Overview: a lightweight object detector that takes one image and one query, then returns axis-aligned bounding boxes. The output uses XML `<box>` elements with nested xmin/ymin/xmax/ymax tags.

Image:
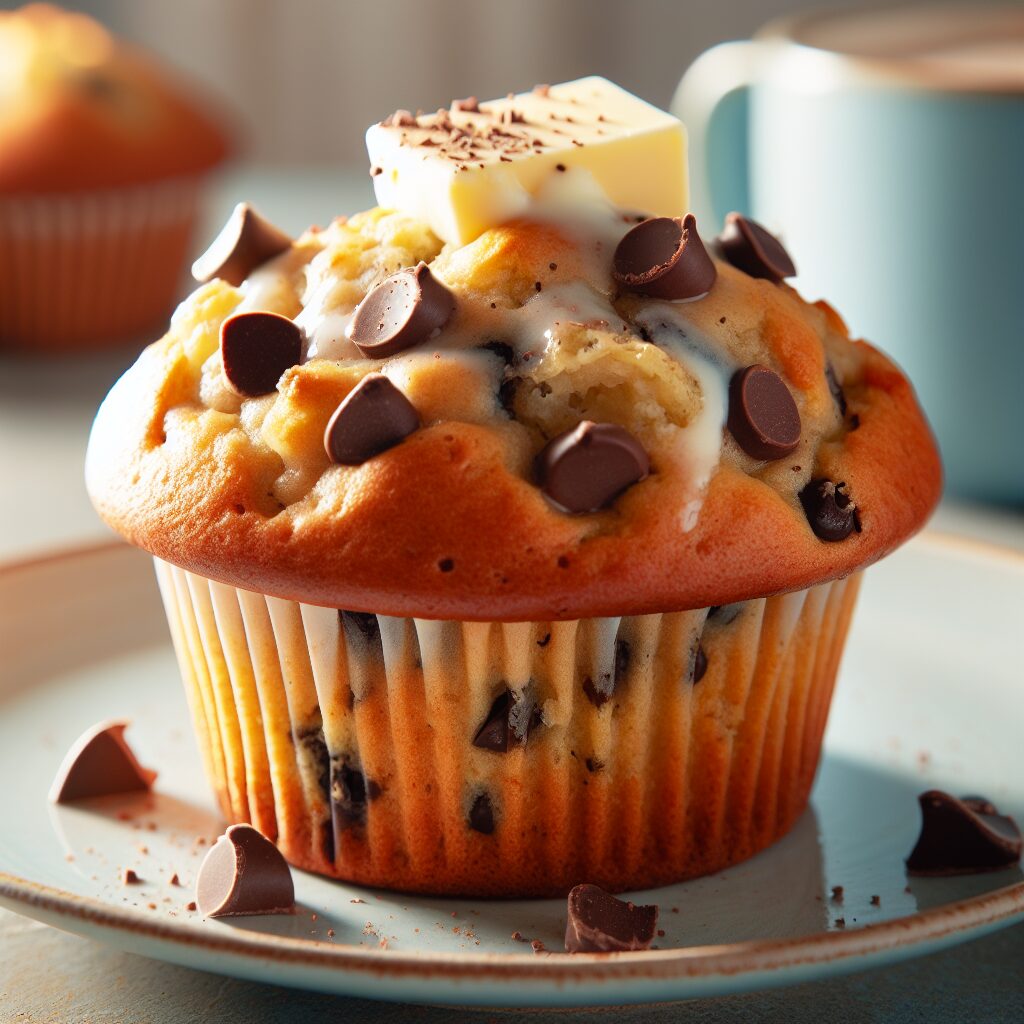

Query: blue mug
<box><xmin>674</xmin><ymin>6</ymin><xmax>1024</xmax><ymax>505</ymax></box>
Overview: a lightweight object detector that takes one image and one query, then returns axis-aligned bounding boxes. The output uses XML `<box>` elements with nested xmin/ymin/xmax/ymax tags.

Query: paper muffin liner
<box><xmin>154</xmin><ymin>558</ymin><xmax>862</xmax><ymax>897</ymax></box>
<box><xmin>0</xmin><ymin>177</ymin><xmax>203</xmax><ymax>352</ymax></box>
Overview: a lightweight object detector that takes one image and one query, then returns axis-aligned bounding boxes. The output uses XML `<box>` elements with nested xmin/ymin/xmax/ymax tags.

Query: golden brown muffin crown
<box><xmin>86</xmin><ymin>205</ymin><xmax>941</xmax><ymax>620</ymax></box>
<box><xmin>0</xmin><ymin>3</ymin><xmax>230</xmax><ymax>192</ymax></box>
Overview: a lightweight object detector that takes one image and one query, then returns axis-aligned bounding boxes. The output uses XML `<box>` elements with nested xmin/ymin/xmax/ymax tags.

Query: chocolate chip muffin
<box><xmin>86</xmin><ymin>84</ymin><xmax>940</xmax><ymax>897</ymax></box>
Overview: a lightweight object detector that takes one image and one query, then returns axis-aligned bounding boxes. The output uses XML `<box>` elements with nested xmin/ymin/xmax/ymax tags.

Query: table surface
<box><xmin>1</xmin><ymin>166</ymin><xmax>1022</xmax><ymax>1022</ymax></box>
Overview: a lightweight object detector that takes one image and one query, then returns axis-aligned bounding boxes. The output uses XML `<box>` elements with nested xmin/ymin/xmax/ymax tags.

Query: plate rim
<box><xmin>1</xmin><ymin>535</ymin><xmax>1022</xmax><ymax>990</ymax></box>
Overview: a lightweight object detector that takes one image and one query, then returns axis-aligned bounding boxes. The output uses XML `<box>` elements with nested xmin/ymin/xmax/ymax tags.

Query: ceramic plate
<box><xmin>0</xmin><ymin>537</ymin><xmax>1021</xmax><ymax>1008</ymax></box>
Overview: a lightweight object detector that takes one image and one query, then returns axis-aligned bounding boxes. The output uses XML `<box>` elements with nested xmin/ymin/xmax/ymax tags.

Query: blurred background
<box><xmin>28</xmin><ymin>0</ymin><xmax>887</xmax><ymax>166</ymax></box>
<box><xmin>0</xmin><ymin>0</ymin><xmax>1022</xmax><ymax>564</ymax></box>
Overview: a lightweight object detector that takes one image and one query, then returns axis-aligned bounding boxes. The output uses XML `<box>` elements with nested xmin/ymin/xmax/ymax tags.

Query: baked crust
<box><xmin>86</xmin><ymin>210</ymin><xmax>941</xmax><ymax>620</ymax></box>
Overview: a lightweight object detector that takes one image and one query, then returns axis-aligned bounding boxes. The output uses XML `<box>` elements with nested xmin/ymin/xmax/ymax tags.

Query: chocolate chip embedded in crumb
<box><xmin>323</xmin><ymin>373</ymin><xmax>420</xmax><ymax>465</ymax></box>
<box><xmin>799</xmin><ymin>479</ymin><xmax>861</xmax><ymax>542</ymax></box>
<box><xmin>473</xmin><ymin>690</ymin><xmax>540</xmax><ymax>752</ymax></box>
<box><xmin>220</xmin><ymin>311</ymin><xmax>302</xmax><ymax>397</ymax></box>
<box><xmin>906</xmin><ymin>790</ymin><xmax>1022</xmax><ymax>876</ymax></box>
<box><xmin>191</xmin><ymin>203</ymin><xmax>293</xmax><ymax>287</ymax></box>
<box><xmin>535</xmin><ymin>421</ymin><xmax>649</xmax><ymax>514</ymax></box>
<box><xmin>468</xmin><ymin>793</ymin><xmax>495</xmax><ymax>834</ymax></box>
<box><xmin>728</xmin><ymin>364</ymin><xmax>802</xmax><ymax>461</ymax></box>
<box><xmin>347</xmin><ymin>263</ymin><xmax>456</xmax><ymax>358</ymax></box>
<box><xmin>332</xmin><ymin>758</ymin><xmax>381</xmax><ymax>828</ymax></box>
<box><xmin>50</xmin><ymin>721</ymin><xmax>157</xmax><ymax>803</ymax></box>
<box><xmin>692</xmin><ymin>644</ymin><xmax>708</xmax><ymax>684</ymax></box>
<box><xmin>195</xmin><ymin>824</ymin><xmax>295</xmax><ymax>918</ymax></box>
<box><xmin>612</xmin><ymin>214</ymin><xmax>717</xmax><ymax>301</ymax></box>
<box><xmin>825</xmin><ymin>364</ymin><xmax>847</xmax><ymax>416</ymax></box>
<box><xmin>565</xmin><ymin>883</ymin><xmax>659</xmax><ymax>953</ymax></box>
<box><xmin>718</xmin><ymin>212</ymin><xmax>796</xmax><ymax>282</ymax></box>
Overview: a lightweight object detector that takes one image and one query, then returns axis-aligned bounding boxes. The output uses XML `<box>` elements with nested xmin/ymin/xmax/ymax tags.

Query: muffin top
<box><xmin>0</xmin><ymin>4</ymin><xmax>230</xmax><ymax>193</ymax></box>
<box><xmin>86</xmin><ymin>85</ymin><xmax>940</xmax><ymax>621</ymax></box>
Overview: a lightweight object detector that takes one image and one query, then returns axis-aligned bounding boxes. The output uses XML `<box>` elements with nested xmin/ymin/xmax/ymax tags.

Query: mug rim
<box><xmin>757</xmin><ymin>3</ymin><xmax>1024</xmax><ymax>95</ymax></box>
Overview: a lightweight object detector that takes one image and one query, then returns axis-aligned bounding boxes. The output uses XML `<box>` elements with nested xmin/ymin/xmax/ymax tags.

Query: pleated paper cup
<box><xmin>0</xmin><ymin>176</ymin><xmax>203</xmax><ymax>352</ymax></box>
<box><xmin>154</xmin><ymin>557</ymin><xmax>861</xmax><ymax>897</ymax></box>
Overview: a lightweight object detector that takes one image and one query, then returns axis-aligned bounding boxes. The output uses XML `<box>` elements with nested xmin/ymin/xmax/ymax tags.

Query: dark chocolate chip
<box><xmin>220</xmin><ymin>311</ymin><xmax>302</xmax><ymax>397</ymax></box>
<box><xmin>473</xmin><ymin>689</ymin><xmax>540</xmax><ymax>751</ymax></box>
<box><xmin>825</xmin><ymin>364</ymin><xmax>847</xmax><ymax>416</ymax></box>
<box><xmin>692</xmin><ymin>644</ymin><xmax>708</xmax><ymax>684</ymax></box>
<box><xmin>718</xmin><ymin>212</ymin><xmax>796</xmax><ymax>282</ymax></box>
<box><xmin>799</xmin><ymin>479</ymin><xmax>861</xmax><ymax>542</ymax></box>
<box><xmin>537</xmin><ymin>633</ymin><xmax>551</xmax><ymax>648</ymax></box>
<box><xmin>195</xmin><ymin>824</ymin><xmax>295</xmax><ymax>918</ymax></box>
<box><xmin>481</xmin><ymin>340</ymin><xmax>516</xmax><ymax>366</ymax></box>
<box><xmin>564</xmin><ymin>883</ymin><xmax>659</xmax><ymax>953</ymax></box>
<box><xmin>582</xmin><ymin>676</ymin><xmax>609</xmax><ymax>709</ymax></box>
<box><xmin>468</xmin><ymin>793</ymin><xmax>495</xmax><ymax>834</ymax></box>
<box><xmin>585</xmin><ymin>757</ymin><xmax>604</xmax><ymax>773</ymax></box>
<box><xmin>614</xmin><ymin>639</ymin><xmax>631</xmax><ymax>688</ymax></box>
<box><xmin>473</xmin><ymin>692</ymin><xmax>511</xmax><ymax>751</ymax></box>
<box><xmin>906</xmin><ymin>790</ymin><xmax>1022</xmax><ymax>876</ymax></box>
<box><xmin>535</xmin><ymin>421</ymin><xmax>649</xmax><ymax>514</ymax></box>
<box><xmin>709</xmin><ymin>603</ymin><xmax>744</xmax><ymax>626</ymax></box>
<box><xmin>191</xmin><ymin>203</ymin><xmax>293</xmax><ymax>287</ymax></box>
<box><xmin>299</xmin><ymin>728</ymin><xmax>331</xmax><ymax>807</ymax></box>
<box><xmin>331</xmin><ymin>757</ymin><xmax>381</xmax><ymax>828</ymax></box>
<box><xmin>323</xmin><ymin>373</ymin><xmax>420</xmax><ymax>465</ymax></box>
<box><xmin>728</xmin><ymin>364</ymin><xmax>801</xmax><ymax>461</ymax></box>
<box><xmin>50</xmin><ymin>721</ymin><xmax>157</xmax><ymax>803</ymax></box>
<box><xmin>346</xmin><ymin>262</ymin><xmax>455</xmax><ymax>358</ymax></box>
<box><xmin>612</xmin><ymin>214</ymin><xmax>716</xmax><ymax>300</ymax></box>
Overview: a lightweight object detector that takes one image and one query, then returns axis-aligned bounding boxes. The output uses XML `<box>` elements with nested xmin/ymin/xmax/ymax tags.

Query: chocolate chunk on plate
<box><xmin>718</xmin><ymin>212</ymin><xmax>796</xmax><ymax>282</ymax></box>
<box><xmin>565</xmin><ymin>883</ymin><xmax>659</xmax><ymax>953</ymax></box>
<box><xmin>196</xmin><ymin>824</ymin><xmax>295</xmax><ymax>918</ymax></box>
<box><xmin>347</xmin><ymin>262</ymin><xmax>456</xmax><ymax>358</ymax></box>
<box><xmin>50</xmin><ymin>720</ymin><xmax>156</xmax><ymax>803</ymax></box>
<box><xmin>535</xmin><ymin>421</ymin><xmax>649</xmax><ymax>514</ymax></box>
<box><xmin>191</xmin><ymin>203</ymin><xmax>293</xmax><ymax>287</ymax></box>
<box><xmin>324</xmin><ymin>373</ymin><xmax>420</xmax><ymax>465</ymax></box>
<box><xmin>220</xmin><ymin>311</ymin><xmax>302</xmax><ymax>397</ymax></box>
<box><xmin>613</xmin><ymin>214</ymin><xmax>716</xmax><ymax>301</ymax></box>
<box><xmin>906</xmin><ymin>790</ymin><xmax>1022</xmax><ymax>876</ymax></box>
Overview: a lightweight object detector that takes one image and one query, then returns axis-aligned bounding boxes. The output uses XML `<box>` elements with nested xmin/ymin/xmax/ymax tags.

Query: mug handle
<box><xmin>671</xmin><ymin>41</ymin><xmax>766</xmax><ymax>230</ymax></box>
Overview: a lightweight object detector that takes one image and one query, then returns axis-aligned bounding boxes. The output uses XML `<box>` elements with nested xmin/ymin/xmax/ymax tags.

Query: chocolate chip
<box><xmin>614</xmin><ymin>639</ymin><xmax>631</xmax><ymax>688</ymax></box>
<box><xmin>585</xmin><ymin>757</ymin><xmax>604</xmax><ymax>773</ymax></box>
<box><xmin>564</xmin><ymin>883</ymin><xmax>659</xmax><ymax>953</ymax></box>
<box><xmin>220</xmin><ymin>311</ymin><xmax>302</xmax><ymax>397</ymax></box>
<box><xmin>535</xmin><ymin>421</ymin><xmax>649</xmax><ymax>514</ymax></box>
<box><xmin>582</xmin><ymin>676</ymin><xmax>609</xmax><ymax>709</ymax></box>
<box><xmin>50</xmin><ymin>721</ymin><xmax>156</xmax><ymax>803</ymax></box>
<box><xmin>331</xmin><ymin>757</ymin><xmax>381</xmax><ymax>828</ymax></box>
<box><xmin>339</xmin><ymin>610</ymin><xmax>381</xmax><ymax>646</ymax></box>
<box><xmin>718</xmin><ymin>212</ymin><xmax>796</xmax><ymax>282</ymax></box>
<box><xmin>709</xmin><ymin>603</ymin><xmax>744</xmax><ymax>625</ymax></box>
<box><xmin>799</xmin><ymin>479</ymin><xmax>861</xmax><ymax>541</ymax></box>
<box><xmin>191</xmin><ymin>203</ymin><xmax>293</xmax><ymax>287</ymax></box>
<box><xmin>825</xmin><ymin>364</ymin><xmax>847</xmax><ymax>416</ymax></box>
<box><xmin>346</xmin><ymin>263</ymin><xmax>455</xmax><ymax>358</ymax></box>
<box><xmin>728</xmin><ymin>365</ymin><xmax>801</xmax><ymax>461</ymax></box>
<box><xmin>195</xmin><ymin>824</ymin><xmax>294</xmax><ymax>918</ymax></box>
<box><xmin>481</xmin><ymin>340</ymin><xmax>516</xmax><ymax>366</ymax></box>
<box><xmin>473</xmin><ymin>690</ymin><xmax>539</xmax><ymax>751</ymax></box>
<box><xmin>323</xmin><ymin>373</ymin><xmax>419</xmax><ymax>465</ymax></box>
<box><xmin>692</xmin><ymin>644</ymin><xmax>708</xmax><ymax>684</ymax></box>
<box><xmin>612</xmin><ymin>214</ymin><xmax>716</xmax><ymax>300</ymax></box>
<box><xmin>468</xmin><ymin>793</ymin><xmax>494</xmax><ymax>834</ymax></box>
<box><xmin>906</xmin><ymin>790</ymin><xmax>1022</xmax><ymax>876</ymax></box>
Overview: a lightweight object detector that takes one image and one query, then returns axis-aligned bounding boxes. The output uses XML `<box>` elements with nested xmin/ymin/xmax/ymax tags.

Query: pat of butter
<box><xmin>366</xmin><ymin>77</ymin><xmax>688</xmax><ymax>245</ymax></box>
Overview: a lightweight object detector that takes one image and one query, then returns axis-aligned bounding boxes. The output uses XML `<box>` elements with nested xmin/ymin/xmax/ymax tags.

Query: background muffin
<box><xmin>0</xmin><ymin>3</ymin><xmax>231</xmax><ymax>352</ymax></box>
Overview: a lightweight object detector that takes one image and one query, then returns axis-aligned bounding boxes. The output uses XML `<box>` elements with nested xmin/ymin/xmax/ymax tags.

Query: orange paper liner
<box><xmin>154</xmin><ymin>558</ymin><xmax>861</xmax><ymax>897</ymax></box>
